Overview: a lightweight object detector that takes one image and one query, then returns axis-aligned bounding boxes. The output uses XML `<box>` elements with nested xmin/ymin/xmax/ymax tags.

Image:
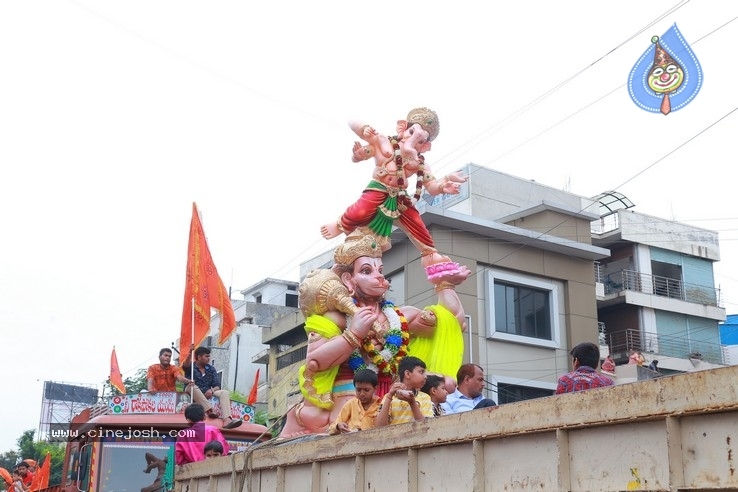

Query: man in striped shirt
<box><xmin>375</xmin><ymin>357</ymin><xmax>434</xmax><ymax>426</ymax></box>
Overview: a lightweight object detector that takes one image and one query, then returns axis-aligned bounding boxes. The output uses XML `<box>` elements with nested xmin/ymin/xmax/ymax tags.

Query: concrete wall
<box><xmin>175</xmin><ymin>366</ymin><xmax>738</xmax><ymax>492</ymax></box>
<box><xmin>618</xmin><ymin>210</ymin><xmax>720</xmax><ymax>261</ymax></box>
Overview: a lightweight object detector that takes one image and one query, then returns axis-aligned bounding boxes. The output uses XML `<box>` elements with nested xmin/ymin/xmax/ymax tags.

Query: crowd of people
<box><xmin>326</xmin><ymin>340</ymin><xmax>623</xmax><ymax>434</ymax></box>
<box><xmin>325</xmin><ymin>357</ymin><xmax>498</xmax><ymax>433</ymax></box>
<box><xmin>175</xmin><ymin>403</ymin><xmax>230</xmax><ymax>465</ymax></box>
<box><xmin>146</xmin><ymin>347</ymin><xmax>243</xmax><ymax>429</ymax></box>
<box><xmin>158</xmin><ymin>336</ymin><xmax>624</xmax><ymax>462</ymax></box>
<box><xmin>143</xmin><ymin>346</ymin><xmax>245</xmax><ymax>467</ymax></box>
<box><xmin>4</xmin><ymin>460</ymin><xmax>36</xmax><ymax>492</ymax></box>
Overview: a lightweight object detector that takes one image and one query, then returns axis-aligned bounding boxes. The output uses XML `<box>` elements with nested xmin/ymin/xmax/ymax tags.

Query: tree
<box><xmin>103</xmin><ymin>367</ymin><xmax>148</xmax><ymax>395</ymax></box>
<box><xmin>0</xmin><ymin>430</ymin><xmax>65</xmax><ymax>489</ymax></box>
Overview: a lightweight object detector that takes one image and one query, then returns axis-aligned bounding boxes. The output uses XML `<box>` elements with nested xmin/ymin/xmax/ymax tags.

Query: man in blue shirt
<box><xmin>184</xmin><ymin>346</ymin><xmax>242</xmax><ymax>429</ymax></box>
<box><xmin>442</xmin><ymin>363</ymin><xmax>496</xmax><ymax>414</ymax></box>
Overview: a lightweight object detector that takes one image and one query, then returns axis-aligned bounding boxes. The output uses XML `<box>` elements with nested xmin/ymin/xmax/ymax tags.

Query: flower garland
<box><xmin>390</xmin><ymin>136</ymin><xmax>426</xmax><ymax>203</ymax></box>
<box><xmin>347</xmin><ymin>301</ymin><xmax>410</xmax><ymax>377</ymax></box>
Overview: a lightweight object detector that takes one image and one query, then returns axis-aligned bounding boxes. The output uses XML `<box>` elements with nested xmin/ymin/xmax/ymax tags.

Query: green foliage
<box><xmin>254</xmin><ymin>410</ymin><xmax>268</xmax><ymax>426</ymax></box>
<box><xmin>0</xmin><ymin>430</ymin><xmax>65</xmax><ymax>489</ymax></box>
<box><xmin>229</xmin><ymin>390</ymin><xmax>247</xmax><ymax>403</ymax></box>
<box><xmin>104</xmin><ymin>367</ymin><xmax>148</xmax><ymax>395</ymax></box>
<box><xmin>124</xmin><ymin>368</ymin><xmax>149</xmax><ymax>393</ymax></box>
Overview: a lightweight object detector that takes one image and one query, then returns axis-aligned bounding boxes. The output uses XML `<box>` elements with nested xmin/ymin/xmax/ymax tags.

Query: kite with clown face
<box><xmin>647</xmin><ymin>36</ymin><xmax>685</xmax><ymax>115</ymax></box>
<box><xmin>628</xmin><ymin>23</ymin><xmax>702</xmax><ymax>115</ymax></box>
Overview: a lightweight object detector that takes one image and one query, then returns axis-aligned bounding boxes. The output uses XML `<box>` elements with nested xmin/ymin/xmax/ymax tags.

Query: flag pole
<box><xmin>189</xmin><ymin>204</ymin><xmax>200</xmax><ymax>403</ymax></box>
<box><xmin>190</xmin><ymin>295</ymin><xmax>195</xmax><ymax>401</ymax></box>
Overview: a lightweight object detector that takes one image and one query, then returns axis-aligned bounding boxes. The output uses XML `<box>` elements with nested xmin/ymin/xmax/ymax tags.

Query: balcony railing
<box><xmin>601</xmin><ymin>269</ymin><xmax>722</xmax><ymax>307</ymax></box>
<box><xmin>594</xmin><ymin>262</ymin><xmax>604</xmax><ymax>284</ymax></box>
<box><xmin>591</xmin><ymin>213</ymin><xmax>620</xmax><ymax>234</ymax></box>
<box><xmin>606</xmin><ymin>328</ymin><xmax>725</xmax><ymax>365</ymax></box>
<box><xmin>251</xmin><ymin>348</ymin><xmax>270</xmax><ymax>364</ymax></box>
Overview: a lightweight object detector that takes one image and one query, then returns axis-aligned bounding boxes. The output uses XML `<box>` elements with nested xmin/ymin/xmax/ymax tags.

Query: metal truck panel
<box><xmin>175</xmin><ymin>365</ymin><xmax>738</xmax><ymax>491</ymax></box>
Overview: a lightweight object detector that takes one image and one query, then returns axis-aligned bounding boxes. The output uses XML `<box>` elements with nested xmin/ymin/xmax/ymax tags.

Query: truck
<box><xmin>174</xmin><ymin>364</ymin><xmax>738</xmax><ymax>491</ymax></box>
<box><xmin>43</xmin><ymin>391</ymin><xmax>269</xmax><ymax>492</ymax></box>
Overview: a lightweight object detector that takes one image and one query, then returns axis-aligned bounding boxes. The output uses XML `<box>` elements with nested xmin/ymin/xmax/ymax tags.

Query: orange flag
<box><xmin>180</xmin><ymin>203</ymin><xmax>236</xmax><ymax>358</ymax></box>
<box><xmin>247</xmin><ymin>368</ymin><xmax>260</xmax><ymax>405</ymax></box>
<box><xmin>0</xmin><ymin>467</ymin><xmax>13</xmax><ymax>489</ymax></box>
<box><xmin>110</xmin><ymin>347</ymin><xmax>126</xmax><ymax>394</ymax></box>
<box><xmin>30</xmin><ymin>452</ymin><xmax>50</xmax><ymax>491</ymax></box>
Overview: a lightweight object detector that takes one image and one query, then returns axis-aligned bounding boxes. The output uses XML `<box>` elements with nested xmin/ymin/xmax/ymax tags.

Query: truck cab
<box><xmin>51</xmin><ymin>392</ymin><xmax>269</xmax><ymax>492</ymax></box>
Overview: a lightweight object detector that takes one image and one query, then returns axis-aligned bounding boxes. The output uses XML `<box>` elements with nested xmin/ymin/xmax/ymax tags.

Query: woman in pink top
<box><xmin>601</xmin><ymin>355</ymin><xmax>616</xmax><ymax>373</ymax></box>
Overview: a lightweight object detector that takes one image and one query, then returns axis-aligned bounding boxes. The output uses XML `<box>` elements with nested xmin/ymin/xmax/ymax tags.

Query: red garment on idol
<box><xmin>338</xmin><ymin>189</ymin><xmax>435</xmax><ymax>249</ymax></box>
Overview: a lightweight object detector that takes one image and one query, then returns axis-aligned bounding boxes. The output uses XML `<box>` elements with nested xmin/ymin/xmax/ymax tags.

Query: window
<box><xmin>494</xmin><ymin>283</ymin><xmax>551</xmax><ymax>339</ymax></box>
<box><xmin>497</xmin><ymin>383</ymin><xmax>554</xmax><ymax>404</ymax></box>
<box><xmin>651</xmin><ymin>260</ymin><xmax>683</xmax><ymax>299</ymax></box>
<box><xmin>285</xmin><ymin>292</ymin><xmax>298</xmax><ymax>308</ymax></box>
<box><xmin>486</xmin><ymin>269</ymin><xmax>561</xmax><ymax>348</ymax></box>
<box><xmin>491</xmin><ymin>375</ymin><xmax>557</xmax><ymax>405</ymax></box>
<box><xmin>97</xmin><ymin>439</ymin><xmax>174</xmax><ymax>491</ymax></box>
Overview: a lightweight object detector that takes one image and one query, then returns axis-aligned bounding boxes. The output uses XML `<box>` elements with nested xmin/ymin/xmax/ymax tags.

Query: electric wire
<box><xmin>87</xmin><ymin>2</ymin><xmax>738</xmax><ymax>412</ymax></box>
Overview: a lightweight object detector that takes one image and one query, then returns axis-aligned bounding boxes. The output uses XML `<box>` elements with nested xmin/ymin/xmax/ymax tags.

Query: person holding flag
<box><xmin>28</xmin><ymin>454</ymin><xmax>50</xmax><ymax>492</ymax></box>
<box><xmin>14</xmin><ymin>462</ymin><xmax>33</xmax><ymax>491</ymax></box>
<box><xmin>178</xmin><ymin>203</ymin><xmax>241</xmax><ymax>427</ymax></box>
<box><xmin>182</xmin><ymin>346</ymin><xmax>242</xmax><ymax>429</ymax></box>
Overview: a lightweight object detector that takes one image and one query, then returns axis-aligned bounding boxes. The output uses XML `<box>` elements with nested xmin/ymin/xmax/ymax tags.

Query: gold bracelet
<box><xmin>342</xmin><ymin>330</ymin><xmax>362</xmax><ymax>349</ymax></box>
<box><xmin>435</xmin><ymin>281</ymin><xmax>456</xmax><ymax>293</ymax></box>
<box><xmin>347</xmin><ymin>329</ymin><xmax>363</xmax><ymax>347</ymax></box>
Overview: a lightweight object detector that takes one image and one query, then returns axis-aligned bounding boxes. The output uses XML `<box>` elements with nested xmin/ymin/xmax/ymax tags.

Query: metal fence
<box><xmin>603</xmin><ymin>269</ymin><xmax>722</xmax><ymax>307</ymax></box>
<box><xmin>606</xmin><ymin>328</ymin><xmax>724</xmax><ymax>365</ymax></box>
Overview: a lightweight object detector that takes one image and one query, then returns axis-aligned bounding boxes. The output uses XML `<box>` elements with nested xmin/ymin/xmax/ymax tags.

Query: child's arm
<box><xmin>374</xmin><ymin>393</ymin><xmax>393</xmax><ymax>427</ymax></box>
<box><xmin>403</xmin><ymin>393</ymin><xmax>426</xmax><ymax>421</ymax></box>
<box><xmin>328</xmin><ymin>400</ymin><xmax>354</xmax><ymax>434</ymax></box>
<box><xmin>375</xmin><ymin>383</ymin><xmax>402</xmax><ymax>426</ymax></box>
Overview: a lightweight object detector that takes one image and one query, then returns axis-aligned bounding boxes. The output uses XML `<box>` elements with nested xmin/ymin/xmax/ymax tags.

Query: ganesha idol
<box><xmin>279</xmin><ymin>231</ymin><xmax>470</xmax><ymax>438</ymax></box>
<box><xmin>320</xmin><ymin>107</ymin><xmax>468</xmax><ymax>282</ymax></box>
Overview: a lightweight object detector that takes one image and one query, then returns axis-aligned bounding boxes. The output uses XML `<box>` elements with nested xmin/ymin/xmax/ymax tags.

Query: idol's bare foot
<box><xmin>320</xmin><ymin>222</ymin><xmax>342</xmax><ymax>239</ymax></box>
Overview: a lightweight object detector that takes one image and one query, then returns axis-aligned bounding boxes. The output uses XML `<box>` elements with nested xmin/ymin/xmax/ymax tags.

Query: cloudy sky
<box><xmin>1</xmin><ymin>0</ymin><xmax>737</xmax><ymax>451</ymax></box>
